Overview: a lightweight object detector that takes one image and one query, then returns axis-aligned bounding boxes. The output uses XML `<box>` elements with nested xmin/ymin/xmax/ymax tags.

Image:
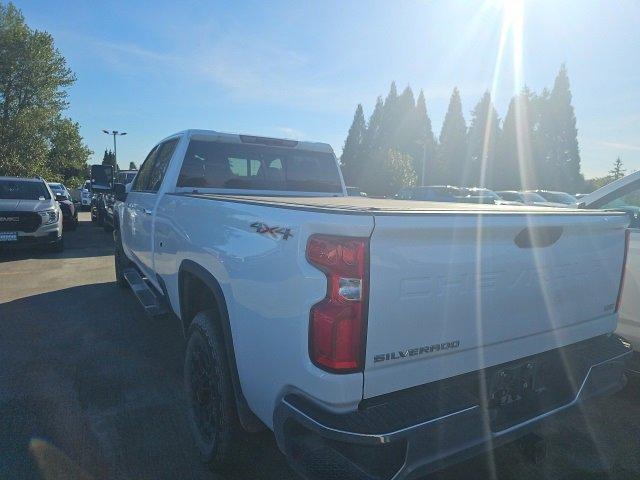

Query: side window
<box><xmin>132</xmin><ymin>146</ymin><xmax>159</xmax><ymax>192</ymax></box>
<box><xmin>147</xmin><ymin>138</ymin><xmax>179</xmax><ymax>193</ymax></box>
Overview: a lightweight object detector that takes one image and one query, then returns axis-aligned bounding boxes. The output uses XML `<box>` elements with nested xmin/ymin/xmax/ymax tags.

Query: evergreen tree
<box><xmin>413</xmin><ymin>90</ymin><xmax>436</xmax><ymax>185</ymax></box>
<box><xmin>465</xmin><ymin>92</ymin><xmax>500</xmax><ymax>187</ymax></box>
<box><xmin>129</xmin><ymin>161</ymin><xmax>137</xmax><ymax>170</ymax></box>
<box><xmin>102</xmin><ymin>149</ymin><xmax>118</xmax><ymax>172</ymax></box>
<box><xmin>363</xmin><ymin>96</ymin><xmax>384</xmax><ymax>156</ymax></box>
<box><xmin>340</xmin><ymin>104</ymin><xmax>367</xmax><ymax>186</ymax></box>
<box><xmin>531</xmin><ymin>87</ymin><xmax>552</xmax><ymax>188</ymax></box>
<box><xmin>609</xmin><ymin>157</ymin><xmax>625</xmax><ymax>180</ymax></box>
<box><xmin>436</xmin><ymin>87</ymin><xmax>467</xmax><ymax>184</ymax></box>
<box><xmin>545</xmin><ymin>64</ymin><xmax>582</xmax><ymax>191</ymax></box>
<box><xmin>359</xmin><ymin>97</ymin><xmax>385</xmax><ymax>193</ymax></box>
<box><xmin>495</xmin><ymin>88</ymin><xmax>536</xmax><ymax>190</ymax></box>
<box><xmin>395</xmin><ymin>85</ymin><xmax>416</xmax><ymax>151</ymax></box>
<box><xmin>361</xmin><ymin>148</ymin><xmax>416</xmax><ymax>196</ymax></box>
<box><xmin>378</xmin><ymin>82</ymin><xmax>401</xmax><ymax>152</ymax></box>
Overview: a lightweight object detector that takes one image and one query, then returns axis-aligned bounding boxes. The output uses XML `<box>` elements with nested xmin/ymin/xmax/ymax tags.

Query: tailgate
<box><xmin>364</xmin><ymin>212</ymin><xmax>628</xmax><ymax>398</ymax></box>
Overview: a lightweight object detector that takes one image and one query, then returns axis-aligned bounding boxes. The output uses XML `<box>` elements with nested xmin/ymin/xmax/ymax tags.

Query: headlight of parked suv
<box><xmin>39</xmin><ymin>208</ymin><xmax>59</xmax><ymax>225</ymax></box>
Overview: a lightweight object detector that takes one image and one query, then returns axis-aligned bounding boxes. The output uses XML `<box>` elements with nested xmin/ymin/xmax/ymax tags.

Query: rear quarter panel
<box><xmin>153</xmin><ymin>194</ymin><xmax>373</xmax><ymax>427</ymax></box>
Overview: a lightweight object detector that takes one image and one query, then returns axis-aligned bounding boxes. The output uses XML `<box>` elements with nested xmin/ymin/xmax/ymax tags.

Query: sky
<box><xmin>13</xmin><ymin>0</ymin><xmax>640</xmax><ymax>179</ymax></box>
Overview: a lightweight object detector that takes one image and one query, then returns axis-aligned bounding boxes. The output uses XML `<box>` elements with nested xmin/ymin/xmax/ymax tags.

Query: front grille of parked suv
<box><xmin>0</xmin><ymin>212</ymin><xmax>42</xmax><ymax>233</ymax></box>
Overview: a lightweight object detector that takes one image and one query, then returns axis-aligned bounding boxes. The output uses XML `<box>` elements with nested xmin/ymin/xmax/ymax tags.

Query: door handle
<box><xmin>143</xmin><ymin>208</ymin><xmax>152</xmax><ymax>215</ymax></box>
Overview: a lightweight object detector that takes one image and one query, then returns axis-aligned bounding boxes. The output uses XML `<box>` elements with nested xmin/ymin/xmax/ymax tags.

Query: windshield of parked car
<box><xmin>463</xmin><ymin>188</ymin><xmax>501</xmax><ymax>199</ymax></box>
<box><xmin>497</xmin><ymin>192</ymin><xmax>521</xmax><ymax>201</ymax></box>
<box><xmin>0</xmin><ymin>180</ymin><xmax>51</xmax><ymax>200</ymax></box>
<box><xmin>177</xmin><ymin>140</ymin><xmax>343</xmax><ymax>193</ymax></box>
<box><xmin>603</xmin><ymin>192</ymin><xmax>640</xmax><ymax>210</ymax></box>
<box><xmin>521</xmin><ymin>192</ymin><xmax>547</xmax><ymax>203</ymax></box>
<box><xmin>538</xmin><ymin>191</ymin><xmax>577</xmax><ymax>204</ymax></box>
<box><xmin>120</xmin><ymin>172</ymin><xmax>137</xmax><ymax>184</ymax></box>
<box><xmin>48</xmin><ymin>183</ymin><xmax>68</xmax><ymax>196</ymax></box>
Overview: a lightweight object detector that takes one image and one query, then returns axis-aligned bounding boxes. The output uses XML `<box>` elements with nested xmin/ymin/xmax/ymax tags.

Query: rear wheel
<box><xmin>184</xmin><ymin>310</ymin><xmax>244</xmax><ymax>470</ymax></box>
<box><xmin>114</xmin><ymin>228</ymin><xmax>130</xmax><ymax>288</ymax></box>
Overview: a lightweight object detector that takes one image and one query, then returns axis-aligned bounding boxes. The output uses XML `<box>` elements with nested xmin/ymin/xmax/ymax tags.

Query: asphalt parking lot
<box><xmin>2</xmin><ymin>212</ymin><xmax>640</xmax><ymax>480</ymax></box>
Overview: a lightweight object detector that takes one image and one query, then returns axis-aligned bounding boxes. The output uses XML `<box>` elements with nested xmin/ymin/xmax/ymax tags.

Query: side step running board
<box><xmin>123</xmin><ymin>269</ymin><xmax>168</xmax><ymax>317</ymax></box>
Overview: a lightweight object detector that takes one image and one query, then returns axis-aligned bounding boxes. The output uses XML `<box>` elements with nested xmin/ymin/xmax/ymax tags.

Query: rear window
<box><xmin>0</xmin><ymin>180</ymin><xmax>50</xmax><ymax>200</ymax></box>
<box><xmin>177</xmin><ymin>140</ymin><xmax>343</xmax><ymax>193</ymax></box>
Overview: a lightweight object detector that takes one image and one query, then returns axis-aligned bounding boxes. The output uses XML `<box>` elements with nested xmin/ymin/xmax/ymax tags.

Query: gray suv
<box><xmin>0</xmin><ymin>177</ymin><xmax>64</xmax><ymax>252</ymax></box>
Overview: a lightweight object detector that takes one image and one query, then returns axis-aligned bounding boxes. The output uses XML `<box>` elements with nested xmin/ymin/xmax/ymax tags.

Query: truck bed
<box><xmin>180</xmin><ymin>193</ymin><xmax>616</xmax><ymax>215</ymax></box>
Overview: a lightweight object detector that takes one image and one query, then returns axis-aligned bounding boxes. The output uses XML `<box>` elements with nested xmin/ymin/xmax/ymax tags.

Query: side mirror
<box><xmin>55</xmin><ymin>193</ymin><xmax>66</xmax><ymax>202</ymax></box>
<box><xmin>114</xmin><ymin>183</ymin><xmax>127</xmax><ymax>202</ymax></box>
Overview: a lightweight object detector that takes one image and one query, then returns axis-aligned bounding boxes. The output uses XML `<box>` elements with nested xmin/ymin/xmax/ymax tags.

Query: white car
<box><xmin>0</xmin><ymin>177</ymin><xmax>64</xmax><ymax>252</ymax></box>
<box><xmin>109</xmin><ymin>129</ymin><xmax>630</xmax><ymax>479</ymax></box>
<box><xmin>579</xmin><ymin>171</ymin><xmax>640</xmax><ymax>360</ymax></box>
<box><xmin>79</xmin><ymin>179</ymin><xmax>92</xmax><ymax>210</ymax></box>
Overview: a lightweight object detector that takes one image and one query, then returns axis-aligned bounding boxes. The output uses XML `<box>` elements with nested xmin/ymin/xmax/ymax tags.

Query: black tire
<box><xmin>114</xmin><ymin>228</ymin><xmax>130</xmax><ymax>288</ymax></box>
<box><xmin>49</xmin><ymin>237</ymin><xmax>64</xmax><ymax>253</ymax></box>
<box><xmin>184</xmin><ymin>310</ymin><xmax>244</xmax><ymax>470</ymax></box>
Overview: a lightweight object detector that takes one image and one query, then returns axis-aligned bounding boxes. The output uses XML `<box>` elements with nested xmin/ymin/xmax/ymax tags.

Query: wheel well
<box><xmin>179</xmin><ymin>270</ymin><xmax>219</xmax><ymax>335</ymax></box>
<box><xmin>178</xmin><ymin>260</ymin><xmax>265</xmax><ymax>432</ymax></box>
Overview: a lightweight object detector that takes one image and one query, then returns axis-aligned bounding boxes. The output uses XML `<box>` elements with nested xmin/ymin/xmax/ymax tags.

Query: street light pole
<box><xmin>102</xmin><ymin>129</ymin><xmax>127</xmax><ymax>165</ymax></box>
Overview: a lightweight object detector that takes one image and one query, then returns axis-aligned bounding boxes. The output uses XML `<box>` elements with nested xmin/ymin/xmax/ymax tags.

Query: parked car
<box><xmin>394</xmin><ymin>185</ymin><xmax>458</xmax><ymax>201</ymax></box>
<box><xmin>79</xmin><ymin>180</ymin><xmax>92</xmax><ymax>210</ymax></box>
<box><xmin>459</xmin><ymin>187</ymin><xmax>523</xmax><ymax>206</ymax></box>
<box><xmin>497</xmin><ymin>190</ymin><xmax>568</xmax><ymax>207</ymax></box>
<box><xmin>106</xmin><ymin>130</ymin><xmax>630</xmax><ymax>479</ymax></box>
<box><xmin>578</xmin><ymin>171</ymin><xmax>640</xmax><ymax>363</ymax></box>
<box><xmin>0</xmin><ymin>177</ymin><xmax>64</xmax><ymax>252</ymax></box>
<box><xmin>101</xmin><ymin>169</ymin><xmax>138</xmax><ymax>232</ymax></box>
<box><xmin>346</xmin><ymin>186</ymin><xmax>367</xmax><ymax>197</ymax></box>
<box><xmin>528</xmin><ymin>190</ymin><xmax>577</xmax><ymax>206</ymax></box>
<box><xmin>48</xmin><ymin>182</ymin><xmax>78</xmax><ymax>230</ymax></box>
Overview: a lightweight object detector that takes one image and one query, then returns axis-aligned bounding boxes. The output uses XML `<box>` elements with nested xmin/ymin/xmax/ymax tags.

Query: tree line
<box><xmin>101</xmin><ymin>149</ymin><xmax>137</xmax><ymax>172</ymax></box>
<box><xmin>341</xmin><ymin>65</ymin><xmax>583</xmax><ymax>196</ymax></box>
<box><xmin>0</xmin><ymin>2</ymin><xmax>91</xmax><ymax>186</ymax></box>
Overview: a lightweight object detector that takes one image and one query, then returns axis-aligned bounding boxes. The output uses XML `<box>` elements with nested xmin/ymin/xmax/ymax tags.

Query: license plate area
<box><xmin>489</xmin><ymin>361</ymin><xmax>542</xmax><ymax>409</ymax></box>
<box><xmin>488</xmin><ymin>360</ymin><xmax>549</xmax><ymax>431</ymax></box>
<box><xmin>0</xmin><ymin>232</ymin><xmax>18</xmax><ymax>242</ymax></box>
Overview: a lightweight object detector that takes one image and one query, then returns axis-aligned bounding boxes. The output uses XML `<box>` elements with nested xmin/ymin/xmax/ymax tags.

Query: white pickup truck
<box><xmin>109</xmin><ymin>129</ymin><xmax>631</xmax><ymax>480</ymax></box>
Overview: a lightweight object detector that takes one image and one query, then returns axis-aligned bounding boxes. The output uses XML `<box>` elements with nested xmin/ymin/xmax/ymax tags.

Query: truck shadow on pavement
<box><xmin>0</xmin><ymin>282</ymin><xmax>296</xmax><ymax>480</ymax></box>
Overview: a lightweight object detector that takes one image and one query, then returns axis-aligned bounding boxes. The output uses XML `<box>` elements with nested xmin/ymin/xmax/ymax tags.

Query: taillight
<box><xmin>307</xmin><ymin>234</ymin><xmax>369</xmax><ymax>373</ymax></box>
<box><xmin>616</xmin><ymin>229</ymin><xmax>631</xmax><ymax>312</ymax></box>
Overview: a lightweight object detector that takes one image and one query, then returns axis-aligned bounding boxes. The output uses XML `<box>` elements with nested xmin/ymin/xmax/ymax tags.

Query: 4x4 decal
<box><xmin>250</xmin><ymin>222</ymin><xmax>293</xmax><ymax>240</ymax></box>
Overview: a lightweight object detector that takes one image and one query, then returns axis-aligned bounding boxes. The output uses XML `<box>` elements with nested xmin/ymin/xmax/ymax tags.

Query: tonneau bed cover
<box><xmin>179</xmin><ymin>194</ymin><xmax>622</xmax><ymax>215</ymax></box>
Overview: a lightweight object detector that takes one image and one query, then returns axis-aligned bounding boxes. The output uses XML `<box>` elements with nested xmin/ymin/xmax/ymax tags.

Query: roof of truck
<box><xmin>180</xmin><ymin>193</ymin><xmax>625</xmax><ymax>216</ymax></box>
<box><xmin>162</xmin><ymin>129</ymin><xmax>334</xmax><ymax>153</ymax></box>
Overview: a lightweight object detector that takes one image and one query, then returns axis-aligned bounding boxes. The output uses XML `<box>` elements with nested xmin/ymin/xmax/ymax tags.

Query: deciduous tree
<box><xmin>0</xmin><ymin>2</ymin><xmax>91</xmax><ymax>182</ymax></box>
